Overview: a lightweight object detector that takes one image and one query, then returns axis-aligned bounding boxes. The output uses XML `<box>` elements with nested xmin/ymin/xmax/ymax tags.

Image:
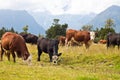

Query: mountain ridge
<box><xmin>30</xmin><ymin>11</ymin><xmax>96</xmax><ymax>30</ymax></box>
<box><xmin>0</xmin><ymin>10</ymin><xmax>45</xmax><ymax>35</ymax></box>
<box><xmin>0</xmin><ymin>5</ymin><xmax>120</xmax><ymax>36</ymax></box>
<box><xmin>31</xmin><ymin>5</ymin><xmax>120</xmax><ymax>33</ymax></box>
<box><xmin>88</xmin><ymin>5</ymin><xmax>120</xmax><ymax>32</ymax></box>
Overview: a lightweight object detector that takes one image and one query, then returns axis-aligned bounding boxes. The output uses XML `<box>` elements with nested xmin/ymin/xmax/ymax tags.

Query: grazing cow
<box><xmin>37</xmin><ymin>37</ymin><xmax>62</xmax><ymax>64</ymax></box>
<box><xmin>65</xmin><ymin>29</ymin><xmax>91</xmax><ymax>49</ymax></box>
<box><xmin>107</xmin><ymin>33</ymin><xmax>120</xmax><ymax>49</ymax></box>
<box><xmin>0</xmin><ymin>32</ymin><xmax>32</xmax><ymax>63</ymax></box>
<box><xmin>58</xmin><ymin>36</ymin><xmax>66</xmax><ymax>46</ymax></box>
<box><xmin>19</xmin><ymin>33</ymin><xmax>38</xmax><ymax>44</ymax></box>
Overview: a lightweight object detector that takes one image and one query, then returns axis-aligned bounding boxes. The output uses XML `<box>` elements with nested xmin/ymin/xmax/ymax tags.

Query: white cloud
<box><xmin>65</xmin><ymin>0</ymin><xmax>120</xmax><ymax>14</ymax></box>
<box><xmin>0</xmin><ymin>0</ymin><xmax>120</xmax><ymax>15</ymax></box>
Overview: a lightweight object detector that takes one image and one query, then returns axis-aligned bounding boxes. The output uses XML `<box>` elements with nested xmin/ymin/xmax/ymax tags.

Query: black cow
<box><xmin>107</xmin><ymin>32</ymin><xmax>120</xmax><ymax>49</ymax></box>
<box><xmin>37</xmin><ymin>37</ymin><xmax>62</xmax><ymax>64</ymax></box>
<box><xmin>19</xmin><ymin>33</ymin><xmax>38</xmax><ymax>44</ymax></box>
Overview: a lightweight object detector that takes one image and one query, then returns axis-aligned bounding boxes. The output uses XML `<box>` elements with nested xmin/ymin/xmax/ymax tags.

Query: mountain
<box><xmin>88</xmin><ymin>5</ymin><xmax>120</xmax><ymax>32</ymax></box>
<box><xmin>30</xmin><ymin>11</ymin><xmax>96</xmax><ymax>30</ymax></box>
<box><xmin>0</xmin><ymin>10</ymin><xmax>45</xmax><ymax>35</ymax></box>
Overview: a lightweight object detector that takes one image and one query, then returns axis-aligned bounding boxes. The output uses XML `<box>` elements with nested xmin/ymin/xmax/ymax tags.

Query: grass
<box><xmin>0</xmin><ymin>43</ymin><xmax>120</xmax><ymax>80</ymax></box>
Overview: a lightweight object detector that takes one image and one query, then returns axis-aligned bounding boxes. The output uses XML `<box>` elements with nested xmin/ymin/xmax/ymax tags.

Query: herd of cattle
<box><xmin>0</xmin><ymin>29</ymin><xmax>120</xmax><ymax>64</ymax></box>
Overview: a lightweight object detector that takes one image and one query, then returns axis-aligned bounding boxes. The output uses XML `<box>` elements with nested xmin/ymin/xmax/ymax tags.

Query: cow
<box><xmin>37</xmin><ymin>37</ymin><xmax>62</xmax><ymax>64</ymax></box>
<box><xmin>0</xmin><ymin>32</ymin><xmax>32</xmax><ymax>64</ymax></box>
<box><xmin>99</xmin><ymin>39</ymin><xmax>107</xmax><ymax>44</ymax></box>
<box><xmin>19</xmin><ymin>33</ymin><xmax>38</xmax><ymax>44</ymax></box>
<box><xmin>65</xmin><ymin>29</ymin><xmax>91</xmax><ymax>49</ymax></box>
<box><xmin>58</xmin><ymin>36</ymin><xmax>66</xmax><ymax>46</ymax></box>
<box><xmin>107</xmin><ymin>32</ymin><xmax>120</xmax><ymax>49</ymax></box>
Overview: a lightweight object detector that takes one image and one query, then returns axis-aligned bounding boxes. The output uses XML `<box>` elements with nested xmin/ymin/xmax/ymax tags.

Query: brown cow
<box><xmin>65</xmin><ymin>29</ymin><xmax>91</xmax><ymax>49</ymax></box>
<box><xmin>99</xmin><ymin>39</ymin><xmax>107</xmax><ymax>44</ymax></box>
<box><xmin>58</xmin><ymin>36</ymin><xmax>66</xmax><ymax>46</ymax></box>
<box><xmin>0</xmin><ymin>32</ymin><xmax>32</xmax><ymax>63</ymax></box>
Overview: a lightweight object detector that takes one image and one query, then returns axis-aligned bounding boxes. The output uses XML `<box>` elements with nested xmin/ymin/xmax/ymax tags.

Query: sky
<box><xmin>0</xmin><ymin>0</ymin><xmax>120</xmax><ymax>15</ymax></box>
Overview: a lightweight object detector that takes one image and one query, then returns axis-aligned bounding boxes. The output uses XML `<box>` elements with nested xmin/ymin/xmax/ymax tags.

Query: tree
<box><xmin>0</xmin><ymin>27</ymin><xmax>6</xmax><ymax>38</ymax></box>
<box><xmin>53</xmin><ymin>19</ymin><xmax>59</xmax><ymax>25</ymax></box>
<box><xmin>99</xmin><ymin>28</ymin><xmax>115</xmax><ymax>39</ymax></box>
<box><xmin>0</xmin><ymin>27</ymin><xmax>17</xmax><ymax>38</ymax></box>
<box><xmin>105</xmin><ymin>18</ymin><xmax>114</xmax><ymax>28</ymax></box>
<box><xmin>81</xmin><ymin>25</ymin><xmax>93</xmax><ymax>31</ymax></box>
<box><xmin>22</xmin><ymin>25</ymin><xmax>28</xmax><ymax>33</ymax></box>
<box><xmin>46</xmin><ymin>19</ymin><xmax>68</xmax><ymax>39</ymax></box>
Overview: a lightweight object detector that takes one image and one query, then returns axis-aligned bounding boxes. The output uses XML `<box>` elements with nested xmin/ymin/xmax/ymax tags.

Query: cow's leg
<box><xmin>118</xmin><ymin>44</ymin><xmax>119</xmax><ymax>49</ymax></box>
<box><xmin>0</xmin><ymin>48</ymin><xmax>4</xmax><ymax>61</ymax></box>
<box><xmin>11</xmin><ymin>51</ymin><xmax>16</xmax><ymax>62</ymax></box>
<box><xmin>65</xmin><ymin>38</ymin><xmax>69</xmax><ymax>46</ymax></box>
<box><xmin>37</xmin><ymin>45</ymin><xmax>42</xmax><ymax>61</ymax></box>
<box><xmin>49</xmin><ymin>53</ymin><xmax>53</xmax><ymax>62</ymax></box>
<box><xmin>37</xmin><ymin>52</ymin><xmax>42</xmax><ymax>61</ymax></box>
<box><xmin>7</xmin><ymin>52</ymin><xmax>10</xmax><ymax>61</ymax></box>
<box><xmin>37</xmin><ymin>50</ymin><xmax>42</xmax><ymax>61</ymax></box>
<box><xmin>106</xmin><ymin>42</ymin><xmax>109</xmax><ymax>49</ymax></box>
<box><xmin>85</xmin><ymin>42</ymin><xmax>90</xmax><ymax>49</ymax></box>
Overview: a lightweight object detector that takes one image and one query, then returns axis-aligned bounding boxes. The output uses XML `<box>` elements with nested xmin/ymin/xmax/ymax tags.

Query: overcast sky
<box><xmin>0</xmin><ymin>0</ymin><xmax>120</xmax><ymax>15</ymax></box>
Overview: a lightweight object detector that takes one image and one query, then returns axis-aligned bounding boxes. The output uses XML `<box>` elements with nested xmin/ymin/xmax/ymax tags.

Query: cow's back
<box><xmin>37</xmin><ymin>37</ymin><xmax>59</xmax><ymax>53</ymax></box>
<box><xmin>66</xmin><ymin>29</ymin><xmax>77</xmax><ymax>41</ymax></box>
<box><xmin>74</xmin><ymin>31</ymin><xmax>90</xmax><ymax>42</ymax></box>
<box><xmin>107</xmin><ymin>33</ymin><xmax>120</xmax><ymax>48</ymax></box>
<box><xmin>1</xmin><ymin>32</ymin><xmax>27</xmax><ymax>52</ymax></box>
<box><xmin>110</xmin><ymin>34</ymin><xmax>120</xmax><ymax>44</ymax></box>
<box><xmin>37</xmin><ymin>37</ymin><xmax>49</xmax><ymax>53</ymax></box>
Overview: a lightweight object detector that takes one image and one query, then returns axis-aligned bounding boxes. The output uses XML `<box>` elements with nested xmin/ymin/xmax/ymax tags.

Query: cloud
<box><xmin>0</xmin><ymin>0</ymin><xmax>120</xmax><ymax>15</ymax></box>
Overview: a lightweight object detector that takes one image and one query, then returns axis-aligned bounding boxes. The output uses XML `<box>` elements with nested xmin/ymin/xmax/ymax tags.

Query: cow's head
<box><xmin>52</xmin><ymin>53</ymin><xmax>62</xmax><ymax>64</ymax></box>
<box><xmin>23</xmin><ymin>52</ymin><xmax>32</xmax><ymax>65</ymax></box>
<box><xmin>52</xmin><ymin>39</ymin><xmax>62</xmax><ymax>64</ymax></box>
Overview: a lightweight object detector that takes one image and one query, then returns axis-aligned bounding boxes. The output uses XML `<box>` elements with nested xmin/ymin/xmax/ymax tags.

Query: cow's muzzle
<box><xmin>24</xmin><ymin>54</ymin><xmax>32</xmax><ymax>65</ymax></box>
<box><xmin>52</xmin><ymin>53</ymin><xmax>62</xmax><ymax>64</ymax></box>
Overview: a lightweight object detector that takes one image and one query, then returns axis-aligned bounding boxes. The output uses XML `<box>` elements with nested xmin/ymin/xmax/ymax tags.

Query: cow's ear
<box><xmin>58</xmin><ymin>53</ymin><xmax>62</xmax><ymax>56</ymax></box>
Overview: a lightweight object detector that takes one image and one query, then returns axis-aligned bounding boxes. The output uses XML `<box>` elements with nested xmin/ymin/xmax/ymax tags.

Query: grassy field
<box><xmin>0</xmin><ymin>43</ymin><xmax>120</xmax><ymax>80</ymax></box>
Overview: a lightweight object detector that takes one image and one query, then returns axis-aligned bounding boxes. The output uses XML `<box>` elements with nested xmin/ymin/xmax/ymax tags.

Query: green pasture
<box><xmin>0</xmin><ymin>43</ymin><xmax>120</xmax><ymax>80</ymax></box>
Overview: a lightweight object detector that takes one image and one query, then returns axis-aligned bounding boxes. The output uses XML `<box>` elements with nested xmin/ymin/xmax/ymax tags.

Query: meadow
<box><xmin>0</xmin><ymin>43</ymin><xmax>120</xmax><ymax>80</ymax></box>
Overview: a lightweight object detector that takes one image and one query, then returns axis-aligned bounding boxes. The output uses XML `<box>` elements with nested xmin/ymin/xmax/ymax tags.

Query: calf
<box><xmin>37</xmin><ymin>37</ymin><xmax>62</xmax><ymax>64</ymax></box>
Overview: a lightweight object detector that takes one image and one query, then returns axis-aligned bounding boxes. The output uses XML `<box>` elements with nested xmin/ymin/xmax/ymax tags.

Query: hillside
<box><xmin>31</xmin><ymin>5</ymin><xmax>120</xmax><ymax>33</ymax></box>
<box><xmin>0</xmin><ymin>10</ymin><xmax>45</xmax><ymax>35</ymax></box>
<box><xmin>30</xmin><ymin>11</ymin><xmax>96</xmax><ymax>30</ymax></box>
<box><xmin>88</xmin><ymin>5</ymin><xmax>120</xmax><ymax>32</ymax></box>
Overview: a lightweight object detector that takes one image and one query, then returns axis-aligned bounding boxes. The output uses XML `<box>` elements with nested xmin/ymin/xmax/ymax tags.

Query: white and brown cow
<box><xmin>65</xmin><ymin>29</ymin><xmax>91</xmax><ymax>49</ymax></box>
